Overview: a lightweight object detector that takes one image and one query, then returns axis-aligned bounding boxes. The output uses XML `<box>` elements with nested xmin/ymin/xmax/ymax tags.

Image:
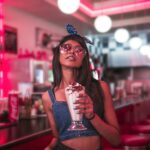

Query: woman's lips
<box><xmin>66</xmin><ymin>55</ymin><xmax>76</xmax><ymax>61</ymax></box>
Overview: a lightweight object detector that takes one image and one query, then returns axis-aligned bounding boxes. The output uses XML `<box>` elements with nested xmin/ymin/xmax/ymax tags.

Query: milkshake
<box><xmin>65</xmin><ymin>82</ymin><xmax>87</xmax><ymax>130</ymax></box>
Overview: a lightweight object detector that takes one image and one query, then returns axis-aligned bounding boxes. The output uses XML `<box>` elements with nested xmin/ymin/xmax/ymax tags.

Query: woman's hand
<box><xmin>74</xmin><ymin>93</ymin><xmax>95</xmax><ymax>119</ymax></box>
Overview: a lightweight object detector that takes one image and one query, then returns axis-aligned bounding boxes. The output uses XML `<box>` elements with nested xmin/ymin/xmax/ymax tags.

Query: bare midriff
<box><xmin>62</xmin><ymin>135</ymin><xmax>101</xmax><ymax>150</ymax></box>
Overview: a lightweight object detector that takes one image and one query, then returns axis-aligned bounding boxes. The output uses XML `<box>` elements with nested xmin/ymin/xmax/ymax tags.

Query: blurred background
<box><xmin>1</xmin><ymin>1</ymin><xmax>150</xmax><ymax>150</ymax></box>
<box><xmin>2</xmin><ymin>0</ymin><xmax>150</xmax><ymax>98</ymax></box>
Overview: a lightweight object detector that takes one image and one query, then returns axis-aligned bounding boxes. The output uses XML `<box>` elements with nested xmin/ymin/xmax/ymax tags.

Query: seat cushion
<box><xmin>104</xmin><ymin>148</ymin><xmax>123</xmax><ymax>150</ymax></box>
<box><xmin>131</xmin><ymin>125</ymin><xmax>150</xmax><ymax>134</ymax></box>
<box><xmin>121</xmin><ymin>134</ymin><xmax>149</xmax><ymax>146</ymax></box>
<box><xmin>142</xmin><ymin>119</ymin><xmax>150</xmax><ymax>124</ymax></box>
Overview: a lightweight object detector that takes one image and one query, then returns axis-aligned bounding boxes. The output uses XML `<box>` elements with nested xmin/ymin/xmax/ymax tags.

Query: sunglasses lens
<box><xmin>74</xmin><ymin>47</ymin><xmax>84</xmax><ymax>53</ymax></box>
<box><xmin>61</xmin><ymin>44</ymin><xmax>71</xmax><ymax>52</ymax></box>
<box><xmin>60</xmin><ymin>43</ymin><xmax>86</xmax><ymax>55</ymax></box>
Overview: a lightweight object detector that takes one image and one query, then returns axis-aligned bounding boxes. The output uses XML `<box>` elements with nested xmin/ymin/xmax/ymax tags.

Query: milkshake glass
<box><xmin>65</xmin><ymin>82</ymin><xmax>87</xmax><ymax>130</ymax></box>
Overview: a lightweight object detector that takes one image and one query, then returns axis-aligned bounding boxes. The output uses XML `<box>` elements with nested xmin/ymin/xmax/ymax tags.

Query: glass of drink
<box><xmin>65</xmin><ymin>82</ymin><xmax>87</xmax><ymax>131</ymax></box>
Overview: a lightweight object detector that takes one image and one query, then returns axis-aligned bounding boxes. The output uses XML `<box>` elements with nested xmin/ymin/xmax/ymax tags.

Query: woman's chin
<box><xmin>62</xmin><ymin>63</ymin><xmax>81</xmax><ymax>68</ymax></box>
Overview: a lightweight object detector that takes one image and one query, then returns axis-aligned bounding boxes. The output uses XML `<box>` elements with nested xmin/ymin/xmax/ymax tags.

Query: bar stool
<box><xmin>131</xmin><ymin>124</ymin><xmax>150</xmax><ymax>137</ymax></box>
<box><xmin>121</xmin><ymin>134</ymin><xmax>149</xmax><ymax>150</ymax></box>
<box><xmin>102</xmin><ymin>138</ymin><xmax>124</xmax><ymax>150</ymax></box>
<box><xmin>115</xmin><ymin>100</ymin><xmax>150</xmax><ymax>150</ymax></box>
<box><xmin>102</xmin><ymin>134</ymin><xmax>149</xmax><ymax>150</ymax></box>
<box><xmin>141</xmin><ymin>119</ymin><xmax>150</xmax><ymax>125</ymax></box>
<box><xmin>104</xmin><ymin>148</ymin><xmax>123</xmax><ymax>150</ymax></box>
<box><xmin>117</xmin><ymin>106</ymin><xmax>150</xmax><ymax>149</ymax></box>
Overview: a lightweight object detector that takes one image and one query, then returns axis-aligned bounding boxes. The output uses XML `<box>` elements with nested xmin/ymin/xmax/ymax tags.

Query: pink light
<box><xmin>2</xmin><ymin>58</ymin><xmax>12</xmax><ymax>97</ymax></box>
<box><xmin>0</xmin><ymin>17</ymin><xmax>3</xmax><ymax>32</ymax></box>
<box><xmin>0</xmin><ymin>51</ymin><xmax>3</xmax><ymax>59</ymax></box>
<box><xmin>0</xmin><ymin>0</ymin><xmax>6</xmax><ymax>98</ymax></box>
<box><xmin>0</xmin><ymin>89</ymin><xmax>3</xmax><ymax>97</ymax></box>
<box><xmin>80</xmin><ymin>3</ymin><xmax>94</xmax><ymax>17</ymax></box>
<box><xmin>0</xmin><ymin>71</ymin><xmax>3</xmax><ymax>78</ymax></box>
<box><xmin>79</xmin><ymin>0</ymin><xmax>150</xmax><ymax>17</ymax></box>
<box><xmin>0</xmin><ymin>52</ymin><xmax>11</xmax><ymax>97</ymax></box>
<box><xmin>0</xmin><ymin>36</ymin><xmax>4</xmax><ymax>43</ymax></box>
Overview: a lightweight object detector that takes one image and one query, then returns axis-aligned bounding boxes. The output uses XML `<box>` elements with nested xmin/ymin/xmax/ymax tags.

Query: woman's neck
<box><xmin>60</xmin><ymin>67</ymin><xmax>77</xmax><ymax>88</ymax></box>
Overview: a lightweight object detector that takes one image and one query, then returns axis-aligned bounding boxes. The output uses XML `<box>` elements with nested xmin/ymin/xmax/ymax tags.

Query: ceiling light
<box><xmin>129</xmin><ymin>37</ymin><xmax>142</xmax><ymax>49</ymax></box>
<box><xmin>57</xmin><ymin>0</ymin><xmax>80</xmax><ymax>14</ymax></box>
<box><xmin>94</xmin><ymin>15</ymin><xmax>112</xmax><ymax>33</ymax></box>
<box><xmin>139</xmin><ymin>45</ymin><xmax>150</xmax><ymax>56</ymax></box>
<box><xmin>114</xmin><ymin>28</ymin><xmax>129</xmax><ymax>43</ymax></box>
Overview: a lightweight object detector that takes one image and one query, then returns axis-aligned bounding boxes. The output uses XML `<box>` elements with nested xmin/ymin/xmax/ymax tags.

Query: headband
<box><xmin>66</xmin><ymin>24</ymin><xmax>94</xmax><ymax>45</ymax></box>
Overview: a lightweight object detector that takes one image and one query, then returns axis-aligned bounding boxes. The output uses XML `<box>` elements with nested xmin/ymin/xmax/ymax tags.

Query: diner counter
<box><xmin>0</xmin><ymin>96</ymin><xmax>149</xmax><ymax>149</ymax></box>
<box><xmin>0</xmin><ymin>115</ymin><xmax>51</xmax><ymax>149</ymax></box>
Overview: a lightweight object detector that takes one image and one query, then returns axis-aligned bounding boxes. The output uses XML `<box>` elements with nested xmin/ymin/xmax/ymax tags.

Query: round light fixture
<box><xmin>94</xmin><ymin>15</ymin><xmax>112</xmax><ymax>33</ymax></box>
<box><xmin>114</xmin><ymin>28</ymin><xmax>129</xmax><ymax>43</ymax></box>
<box><xmin>57</xmin><ymin>0</ymin><xmax>80</xmax><ymax>14</ymax></box>
<box><xmin>139</xmin><ymin>45</ymin><xmax>150</xmax><ymax>56</ymax></box>
<box><xmin>129</xmin><ymin>37</ymin><xmax>142</xmax><ymax>49</ymax></box>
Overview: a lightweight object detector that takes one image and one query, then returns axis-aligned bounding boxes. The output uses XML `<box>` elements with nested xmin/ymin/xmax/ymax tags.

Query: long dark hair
<box><xmin>52</xmin><ymin>34</ymin><xmax>104</xmax><ymax>118</ymax></box>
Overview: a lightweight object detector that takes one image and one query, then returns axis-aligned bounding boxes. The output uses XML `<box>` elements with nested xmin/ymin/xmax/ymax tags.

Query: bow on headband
<box><xmin>66</xmin><ymin>24</ymin><xmax>94</xmax><ymax>45</ymax></box>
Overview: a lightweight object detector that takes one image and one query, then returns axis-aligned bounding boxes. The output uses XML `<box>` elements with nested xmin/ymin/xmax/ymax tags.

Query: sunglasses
<box><xmin>59</xmin><ymin>43</ymin><xmax>86</xmax><ymax>55</ymax></box>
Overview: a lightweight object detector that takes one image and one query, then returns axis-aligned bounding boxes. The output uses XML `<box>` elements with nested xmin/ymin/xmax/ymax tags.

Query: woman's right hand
<box><xmin>75</xmin><ymin>93</ymin><xmax>94</xmax><ymax>119</ymax></box>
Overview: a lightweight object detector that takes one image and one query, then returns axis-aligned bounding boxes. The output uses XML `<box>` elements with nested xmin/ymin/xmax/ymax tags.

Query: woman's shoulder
<box><xmin>42</xmin><ymin>86</ymin><xmax>55</xmax><ymax>100</ymax></box>
<box><xmin>42</xmin><ymin>90</ymin><xmax>53</xmax><ymax>112</ymax></box>
<box><xmin>42</xmin><ymin>89</ymin><xmax>53</xmax><ymax>107</ymax></box>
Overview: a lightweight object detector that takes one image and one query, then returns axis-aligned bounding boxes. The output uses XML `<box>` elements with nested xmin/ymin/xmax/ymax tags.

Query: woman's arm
<box><xmin>75</xmin><ymin>81</ymin><xmax>120</xmax><ymax>146</ymax></box>
<box><xmin>42</xmin><ymin>92</ymin><xmax>59</xmax><ymax>150</ymax></box>
<box><xmin>90</xmin><ymin>81</ymin><xmax>120</xmax><ymax>146</ymax></box>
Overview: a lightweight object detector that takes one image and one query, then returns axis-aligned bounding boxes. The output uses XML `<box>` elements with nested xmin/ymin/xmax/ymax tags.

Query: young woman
<box><xmin>42</xmin><ymin>25</ymin><xmax>120</xmax><ymax>150</ymax></box>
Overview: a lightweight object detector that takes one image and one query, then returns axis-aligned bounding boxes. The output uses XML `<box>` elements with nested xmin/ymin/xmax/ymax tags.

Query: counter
<box><xmin>0</xmin><ymin>116</ymin><xmax>52</xmax><ymax>149</ymax></box>
<box><xmin>0</xmin><ymin>97</ymin><xmax>149</xmax><ymax>150</ymax></box>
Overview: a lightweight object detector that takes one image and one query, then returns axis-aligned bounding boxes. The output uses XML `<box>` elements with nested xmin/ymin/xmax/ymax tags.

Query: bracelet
<box><xmin>87</xmin><ymin>113</ymin><xmax>95</xmax><ymax>120</ymax></box>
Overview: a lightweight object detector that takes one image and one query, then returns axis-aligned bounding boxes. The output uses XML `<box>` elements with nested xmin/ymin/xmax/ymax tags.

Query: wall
<box><xmin>88</xmin><ymin>30</ymin><xmax>150</xmax><ymax>67</ymax></box>
<box><xmin>133</xmin><ymin>67</ymin><xmax>150</xmax><ymax>80</ymax></box>
<box><xmin>4</xmin><ymin>4</ymin><xmax>65</xmax><ymax>52</ymax></box>
<box><xmin>108</xmin><ymin>49</ymin><xmax>150</xmax><ymax>67</ymax></box>
<box><xmin>3</xmin><ymin>5</ymin><xmax>66</xmax><ymax>94</ymax></box>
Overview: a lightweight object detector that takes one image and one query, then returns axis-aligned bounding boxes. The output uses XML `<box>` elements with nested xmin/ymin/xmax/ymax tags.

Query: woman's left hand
<box><xmin>74</xmin><ymin>93</ymin><xmax>95</xmax><ymax>119</ymax></box>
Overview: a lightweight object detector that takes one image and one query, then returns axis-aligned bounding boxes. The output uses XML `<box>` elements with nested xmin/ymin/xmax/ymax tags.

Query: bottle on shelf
<box><xmin>24</xmin><ymin>89</ymin><xmax>32</xmax><ymax>118</ymax></box>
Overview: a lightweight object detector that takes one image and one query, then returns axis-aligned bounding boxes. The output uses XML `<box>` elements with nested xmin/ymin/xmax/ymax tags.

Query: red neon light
<box><xmin>80</xmin><ymin>0</ymin><xmax>150</xmax><ymax>17</ymax></box>
<box><xmin>0</xmin><ymin>51</ymin><xmax>11</xmax><ymax>97</ymax></box>
<box><xmin>0</xmin><ymin>0</ymin><xmax>5</xmax><ymax>97</ymax></box>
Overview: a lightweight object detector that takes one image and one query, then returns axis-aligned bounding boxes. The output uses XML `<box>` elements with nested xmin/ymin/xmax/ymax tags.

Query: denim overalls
<box><xmin>48</xmin><ymin>89</ymin><xmax>99</xmax><ymax>141</ymax></box>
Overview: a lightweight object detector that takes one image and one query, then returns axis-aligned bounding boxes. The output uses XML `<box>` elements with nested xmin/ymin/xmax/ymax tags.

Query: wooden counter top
<box><xmin>0</xmin><ymin>116</ymin><xmax>51</xmax><ymax>149</ymax></box>
<box><xmin>0</xmin><ymin>97</ymin><xmax>149</xmax><ymax>149</ymax></box>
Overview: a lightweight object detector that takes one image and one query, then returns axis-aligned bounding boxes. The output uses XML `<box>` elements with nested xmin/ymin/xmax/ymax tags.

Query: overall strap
<box><xmin>48</xmin><ymin>88</ymin><xmax>56</xmax><ymax>104</ymax></box>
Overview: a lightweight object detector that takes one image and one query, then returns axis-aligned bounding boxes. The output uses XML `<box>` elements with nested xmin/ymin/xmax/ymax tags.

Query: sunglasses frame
<box><xmin>59</xmin><ymin>43</ymin><xmax>87</xmax><ymax>55</ymax></box>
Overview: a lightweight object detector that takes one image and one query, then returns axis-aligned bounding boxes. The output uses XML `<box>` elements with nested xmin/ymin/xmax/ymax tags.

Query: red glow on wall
<box><xmin>0</xmin><ymin>130</ymin><xmax>7</xmax><ymax>144</ymax></box>
<box><xmin>80</xmin><ymin>0</ymin><xmax>150</xmax><ymax>17</ymax></box>
<box><xmin>0</xmin><ymin>51</ymin><xmax>11</xmax><ymax>97</ymax></box>
<box><xmin>0</xmin><ymin>0</ymin><xmax>7</xmax><ymax>98</ymax></box>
